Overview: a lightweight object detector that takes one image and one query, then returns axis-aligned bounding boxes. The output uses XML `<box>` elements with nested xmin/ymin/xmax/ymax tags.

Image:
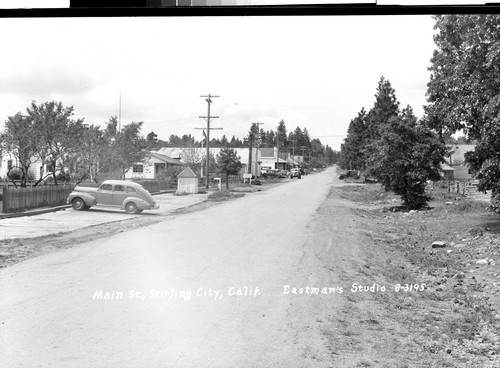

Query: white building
<box><xmin>157</xmin><ymin>146</ymin><xmax>259</xmax><ymax>176</ymax></box>
<box><xmin>124</xmin><ymin>151</ymin><xmax>182</xmax><ymax>180</ymax></box>
<box><xmin>0</xmin><ymin>153</ymin><xmax>50</xmax><ymax>182</ymax></box>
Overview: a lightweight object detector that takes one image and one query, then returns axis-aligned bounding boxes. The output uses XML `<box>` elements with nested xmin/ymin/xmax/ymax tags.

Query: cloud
<box><xmin>2</xmin><ymin>62</ymin><xmax>103</xmax><ymax>100</ymax></box>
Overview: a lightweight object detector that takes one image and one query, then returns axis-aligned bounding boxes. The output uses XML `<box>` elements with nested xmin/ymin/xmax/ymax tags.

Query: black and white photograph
<box><xmin>1</xmin><ymin>2</ymin><xmax>500</xmax><ymax>367</ymax></box>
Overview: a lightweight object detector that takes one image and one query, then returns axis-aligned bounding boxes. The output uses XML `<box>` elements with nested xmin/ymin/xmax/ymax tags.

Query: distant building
<box><xmin>156</xmin><ymin>147</ymin><xmax>258</xmax><ymax>176</ymax></box>
<box><xmin>446</xmin><ymin>144</ymin><xmax>475</xmax><ymax>181</ymax></box>
<box><xmin>0</xmin><ymin>153</ymin><xmax>55</xmax><ymax>182</ymax></box>
<box><xmin>258</xmin><ymin>147</ymin><xmax>291</xmax><ymax>171</ymax></box>
<box><xmin>125</xmin><ymin>151</ymin><xmax>182</xmax><ymax>180</ymax></box>
<box><xmin>441</xmin><ymin>163</ymin><xmax>455</xmax><ymax>181</ymax></box>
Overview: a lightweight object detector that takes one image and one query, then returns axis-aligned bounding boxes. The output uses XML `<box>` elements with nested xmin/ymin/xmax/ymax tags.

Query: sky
<box><xmin>0</xmin><ymin>15</ymin><xmax>440</xmax><ymax>150</ymax></box>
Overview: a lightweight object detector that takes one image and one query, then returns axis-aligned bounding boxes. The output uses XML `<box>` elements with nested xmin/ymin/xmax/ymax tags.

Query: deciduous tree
<box><xmin>1</xmin><ymin>113</ymin><xmax>40</xmax><ymax>187</ymax></box>
<box><xmin>425</xmin><ymin>14</ymin><xmax>500</xmax><ymax>210</ymax></box>
<box><xmin>28</xmin><ymin>101</ymin><xmax>83</xmax><ymax>185</ymax></box>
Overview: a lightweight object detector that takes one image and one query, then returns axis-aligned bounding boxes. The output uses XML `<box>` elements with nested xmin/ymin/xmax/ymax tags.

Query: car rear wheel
<box><xmin>71</xmin><ymin>197</ymin><xmax>87</xmax><ymax>211</ymax></box>
<box><xmin>125</xmin><ymin>202</ymin><xmax>140</xmax><ymax>214</ymax></box>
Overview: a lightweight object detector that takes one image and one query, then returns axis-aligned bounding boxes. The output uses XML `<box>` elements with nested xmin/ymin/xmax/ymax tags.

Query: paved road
<box><xmin>1</xmin><ymin>169</ymin><xmax>337</xmax><ymax>367</ymax></box>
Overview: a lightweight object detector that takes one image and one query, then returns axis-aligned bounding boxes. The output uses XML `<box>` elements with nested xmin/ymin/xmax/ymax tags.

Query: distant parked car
<box><xmin>67</xmin><ymin>180</ymin><xmax>159</xmax><ymax>214</ymax></box>
<box><xmin>290</xmin><ymin>168</ymin><xmax>302</xmax><ymax>179</ymax></box>
<box><xmin>262</xmin><ymin>169</ymin><xmax>280</xmax><ymax>179</ymax></box>
<box><xmin>279</xmin><ymin>170</ymin><xmax>289</xmax><ymax>178</ymax></box>
<box><xmin>260</xmin><ymin>167</ymin><xmax>272</xmax><ymax>175</ymax></box>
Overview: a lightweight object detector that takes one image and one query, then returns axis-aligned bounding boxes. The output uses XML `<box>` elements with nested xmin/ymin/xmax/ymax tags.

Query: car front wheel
<box><xmin>71</xmin><ymin>197</ymin><xmax>87</xmax><ymax>211</ymax></box>
<box><xmin>125</xmin><ymin>202</ymin><xmax>140</xmax><ymax>214</ymax></box>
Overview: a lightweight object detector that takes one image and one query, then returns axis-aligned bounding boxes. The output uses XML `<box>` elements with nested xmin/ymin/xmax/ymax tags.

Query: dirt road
<box><xmin>1</xmin><ymin>168</ymin><xmax>429</xmax><ymax>367</ymax></box>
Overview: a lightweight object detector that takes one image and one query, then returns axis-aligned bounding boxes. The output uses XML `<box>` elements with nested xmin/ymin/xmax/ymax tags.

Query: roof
<box><xmin>156</xmin><ymin>147</ymin><xmax>183</xmax><ymax>159</ymax></box>
<box><xmin>259</xmin><ymin>147</ymin><xmax>275</xmax><ymax>158</ymax></box>
<box><xmin>149</xmin><ymin>152</ymin><xmax>182</xmax><ymax>165</ymax></box>
<box><xmin>177</xmin><ymin>167</ymin><xmax>198</xmax><ymax>178</ymax></box>
<box><xmin>441</xmin><ymin>163</ymin><xmax>455</xmax><ymax>171</ymax></box>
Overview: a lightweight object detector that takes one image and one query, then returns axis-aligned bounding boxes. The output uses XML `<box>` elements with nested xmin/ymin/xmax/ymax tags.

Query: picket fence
<box><xmin>1</xmin><ymin>184</ymin><xmax>75</xmax><ymax>213</ymax></box>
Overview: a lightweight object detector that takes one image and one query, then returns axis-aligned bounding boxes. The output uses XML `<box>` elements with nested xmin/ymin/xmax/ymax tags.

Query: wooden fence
<box><xmin>1</xmin><ymin>184</ymin><xmax>75</xmax><ymax>213</ymax></box>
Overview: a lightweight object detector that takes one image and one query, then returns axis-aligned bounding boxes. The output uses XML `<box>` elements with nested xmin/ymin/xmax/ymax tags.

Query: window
<box><xmin>7</xmin><ymin>160</ymin><xmax>12</xmax><ymax>170</ymax></box>
<box><xmin>133</xmin><ymin>164</ymin><xmax>144</xmax><ymax>173</ymax></box>
<box><xmin>99</xmin><ymin>184</ymin><xmax>112</xmax><ymax>191</ymax></box>
<box><xmin>114</xmin><ymin>185</ymin><xmax>125</xmax><ymax>192</ymax></box>
<box><xmin>126</xmin><ymin>187</ymin><xmax>136</xmax><ymax>193</ymax></box>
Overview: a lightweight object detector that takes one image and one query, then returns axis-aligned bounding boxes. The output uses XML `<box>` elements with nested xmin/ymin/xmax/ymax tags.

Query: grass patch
<box><xmin>207</xmin><ymin>190</ymin><xmax>245</xmax><ymax>202</ymax></box>
<box><xmin>337</xmin><ymin>184</ymin><xmax>399</xmax><ymax>204</ymax></box>
<box><xmin>339</xmin><ymin>183</ymin><xmax>500</xmax><ymax>365</ymax></box>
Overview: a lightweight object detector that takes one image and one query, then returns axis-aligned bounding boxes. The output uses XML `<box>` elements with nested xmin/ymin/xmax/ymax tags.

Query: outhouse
<box><xmin>177</xmin><ymin>167</ymin><xmax>198</xmax><ymax>194</ymax></box>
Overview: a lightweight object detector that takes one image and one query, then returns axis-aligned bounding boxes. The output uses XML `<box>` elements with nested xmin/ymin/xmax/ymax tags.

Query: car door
<box><xmin>112</xmin><ymin>184</ymin><xmax>128</xmax><ymax>206</ymax></box>
<box><xmin>94</xmin><ymin>183</ymin><xmax>113</xmax><ymax>205</ymax></box>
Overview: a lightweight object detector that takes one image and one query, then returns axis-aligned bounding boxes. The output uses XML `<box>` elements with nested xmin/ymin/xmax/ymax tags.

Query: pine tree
<box><xmin>216</xmin><ymin>147</ymin><xmax>242</xmax><ymax>190</ymax></box>
<box><xmin>366</xmin><ymin>106</ymin><xmax>445</xmax><ymax>209</ymax></box>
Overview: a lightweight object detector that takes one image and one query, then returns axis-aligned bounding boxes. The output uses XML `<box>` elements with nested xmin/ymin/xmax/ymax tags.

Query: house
<box><xmin>156</xmin><ymin>146</ymin><xmax>259</xmax><ymax>176</ymax></box>
<box><xmin>125</xmin><ymin>151</ymin><xmax>182</xmax><ymax>180</ymax></box>
<box><xmin>258</xmin><ymin>147</ymin><xmax>291</xmax><ymax>171</ymax></box>
<box><xmin>0</xmin><ymin>153</ymin><xmax>53</xmax><ymax>182</ymax></box>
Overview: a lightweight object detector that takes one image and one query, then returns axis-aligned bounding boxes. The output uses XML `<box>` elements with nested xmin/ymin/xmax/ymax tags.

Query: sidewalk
<box><xmin>0</xmin><ymin>192</ymin><xmax>208</xmax><ymax>240</ymax></box>
<box><xmin>0</xmin><ymin>189</ymin><xmax>177</xmax><ymax>220</ymax></box>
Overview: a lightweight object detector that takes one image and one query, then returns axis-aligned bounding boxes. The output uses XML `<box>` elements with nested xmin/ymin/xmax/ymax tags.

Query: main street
<box><xmin>0</xmin><ymin>168</ymin><xmax>369</xmax><ymax>367</ymax></box>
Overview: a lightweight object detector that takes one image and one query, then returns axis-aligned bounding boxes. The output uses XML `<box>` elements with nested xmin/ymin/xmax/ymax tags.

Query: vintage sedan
<box><xmin>67</xmin><ymin>180</ymin><xmax>159</xmax><ymax>214</ymax></box>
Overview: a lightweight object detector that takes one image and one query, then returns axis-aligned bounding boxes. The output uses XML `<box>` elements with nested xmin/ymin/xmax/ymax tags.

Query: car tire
<box><xmin>71</xmin><ymin>197</ymin><xmax>87</xmax><ymax>211</ymax></box>
<box><xmin>125</xmin><ymin>202</ymin><xmax>140</xmax><ymax>214</ymax></box>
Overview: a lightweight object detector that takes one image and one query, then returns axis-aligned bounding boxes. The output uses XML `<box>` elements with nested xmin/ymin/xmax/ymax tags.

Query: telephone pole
<box><xmin>196</xmin><ymin>94</ymin><xmax>222</xmax><ymax>189</ymax></box>
<box><xmin>276</xmin><ymin>120</ymin><xmax>284</xmax><ymax>170</ymax></box>
<box><xmin>290</xmin><ymin>138</ymin><xmax>297</xmax><ymax>166</ymax></box>
<box><xmin>247</xmin><ymin>122</ymin><xmax>264</xmax><ymax>175</ymax></box>
<box><xmin>118</xmin><ymin>92</ymin><xmax>122</xmax><ymax>133</ymax></box>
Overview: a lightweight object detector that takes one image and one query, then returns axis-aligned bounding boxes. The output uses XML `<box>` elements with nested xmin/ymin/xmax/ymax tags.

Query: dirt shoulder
<box><xmin>313</xmin><ymin>182</ymin><xmax>500</xmax><ymax>367</ymax></box>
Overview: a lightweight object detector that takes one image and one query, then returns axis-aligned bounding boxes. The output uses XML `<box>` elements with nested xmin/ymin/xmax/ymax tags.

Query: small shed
<box><xmin>441</xmin><ymin>163</ymin><xmax>455</xmax><ymax>181</ymax></box>
<box><xmin>177</xmin><ymin>167</ymin><xmax>198</xmax><ymax>194</ymax></box>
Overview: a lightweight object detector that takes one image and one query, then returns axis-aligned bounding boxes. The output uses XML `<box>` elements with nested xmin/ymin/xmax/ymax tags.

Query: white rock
<box><xmin>476</xmin><ymin>259</ymin><xmax>489</xmax><ymax>265</ymax></box>
<box><xmin>432</xmin><ymin>241</ymin><xmax>446</xmax><ymax>248</ymax></box>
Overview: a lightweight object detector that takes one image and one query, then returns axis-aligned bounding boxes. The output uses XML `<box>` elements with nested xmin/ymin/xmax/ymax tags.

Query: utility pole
<box><xmin>254</xmin><ymin>122</ymin><xmax>264</xmax><ymax>175</ymax></box>
<box><xmin>291</xmin><ymin>138</ymin><xmax>297</xmax><ymax>167</ymax></box>
<box><xmin>247</xmin><ymin>122</ymin><xmax>264</xmax><ymax>176</ymax></box>
<box><xmin>247</xmin><ymin>131</ymin><xmax>254</xmax><ymax>174</ymax></box>
<box><xmin>196</xmin><ymin>94</ymin><xmax>221</xmax><ymax>189</ymax></box>
<box><xmin>118</xmin><ymin>92</ymin><xmax>122</xmax><ymax>133</ymax></box>
<box><xmin>276</xmin><ymin>120</ymin><xmax>284</xmax><ymax>170</ymax></box>
<box><xmin>276</xmin><ymin>130</ymin><xmax>279</xmax><ymax>170</ymax></box>
<box><xmin>300</xmin><ymin>146</ymin><xmax>306</xmax><ymax>163</ymax></box>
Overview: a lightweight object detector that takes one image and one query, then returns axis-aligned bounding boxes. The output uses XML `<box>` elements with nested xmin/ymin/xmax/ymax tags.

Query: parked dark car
<box><xmin>262</xmin><ymin>169</ymin><xmax>288</xmax><ymax>179</ymax></box>
<box><xmin>67</xmin><ymin>180</ymin><xmax>159</xmax><ymax>214</ymax></box>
